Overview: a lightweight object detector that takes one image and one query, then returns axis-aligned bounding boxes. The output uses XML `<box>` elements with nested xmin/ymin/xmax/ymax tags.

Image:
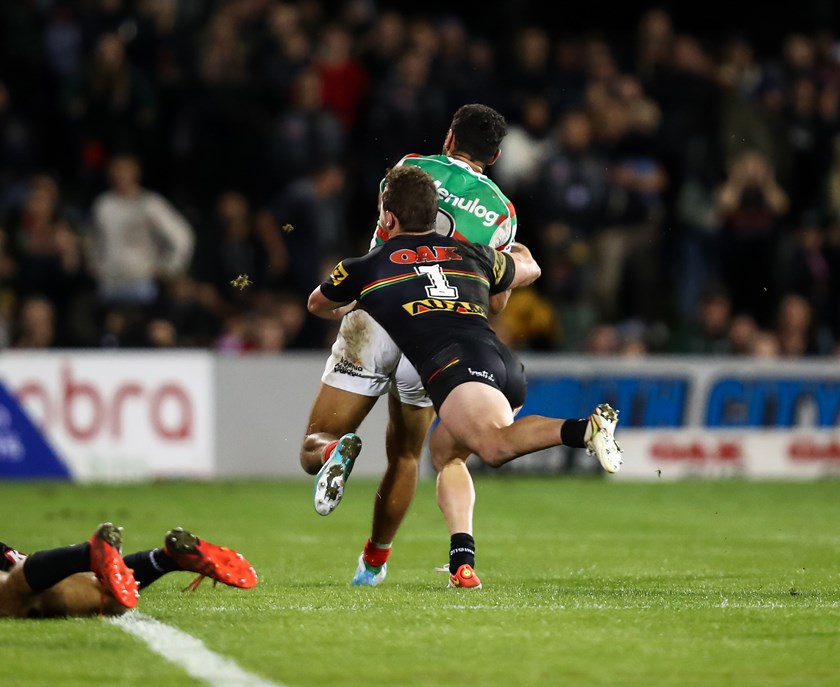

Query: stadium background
<box><xmin>2</xmin><ymin>0</ymin><xmax>840</xmax><ymax>357</ymax></box>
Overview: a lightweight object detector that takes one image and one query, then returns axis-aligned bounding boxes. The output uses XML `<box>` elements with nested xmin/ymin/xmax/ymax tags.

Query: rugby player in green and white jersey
<box><xmin>368</xmin><ymin>151</ymin><xmax>517</xmax><ymax>252</ymax></box>
<box><xmin>299</xmin><ymin>105</ymin><xmax>522</xmax><ymax>584</ymax></box>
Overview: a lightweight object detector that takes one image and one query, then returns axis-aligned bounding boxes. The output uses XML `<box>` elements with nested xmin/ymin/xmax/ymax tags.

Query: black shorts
<box><xmin>420</xmin><ymin>337</ymin><xmax>527</xmax><ymax>413</ymax></box>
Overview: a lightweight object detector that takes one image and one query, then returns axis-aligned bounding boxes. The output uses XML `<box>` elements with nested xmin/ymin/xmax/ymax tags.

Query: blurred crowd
<box><xmin>1</xmin><ymin>0</ymin><xmax>840</xmax><ymax>357</ymax></box>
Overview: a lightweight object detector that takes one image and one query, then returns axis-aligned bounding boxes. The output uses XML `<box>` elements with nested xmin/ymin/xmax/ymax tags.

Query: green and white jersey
<box><xmin>371</xmin><ymin>154</ymin><xmax>517</xmax><ymax>252</ymax></box>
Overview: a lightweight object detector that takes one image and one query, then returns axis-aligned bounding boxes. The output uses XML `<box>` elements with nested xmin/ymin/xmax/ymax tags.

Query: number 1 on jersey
<box><xmin>417</xmin><ymin>265</ymin><xmax>459</xmax><ymax>299</ymax></box>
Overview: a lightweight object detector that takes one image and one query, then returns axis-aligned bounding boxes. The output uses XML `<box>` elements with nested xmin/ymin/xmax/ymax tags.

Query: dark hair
<box><xmin>449</xmin><ymin>104</ymin><xmax>508</xmax><ymax>163</ymax></box>
<box><xmin>382</xmin><ymin>166</ymin><xmax>438</xmax><ymax>233</ymax></box>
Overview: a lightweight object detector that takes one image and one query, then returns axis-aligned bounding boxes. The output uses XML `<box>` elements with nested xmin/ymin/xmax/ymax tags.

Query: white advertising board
<box><xmin>614</xmin><ymin>430</ymin><xmax>840</xmax><ymax>480</ymax></box>
<box><xmin>0</xmin><ymin>351</ymin><xmax>215</xmax><ymax>481</ymax></box>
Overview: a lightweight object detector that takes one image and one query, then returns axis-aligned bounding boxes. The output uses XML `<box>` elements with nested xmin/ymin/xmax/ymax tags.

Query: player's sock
<box><xmin>322</xmin><ymin>440</ymin><xmax>339</xmax><ymax>464</ymax></box>
<box><xmin>123</xmin><ymin>548</ymin><xmax>181</xmax><ymax>589</ymax></box>
<box><xmin>361</xmin><ymin>538</ymin><xmax>392</xmax><ymax>572</ymax></box>
<box><xmin>560</xmin><ymin>418</ymin><xmax>588</xmax><ymax>448</ymax></box>
<box><xmin>22</xmin><ymin>543</ymin><xmax>91</xmax><ymax>593</ymax></box>
<box><xmin>449</xmin><ymin>533</ymin><xmax>475</xmax><ymax>575</ymax></box>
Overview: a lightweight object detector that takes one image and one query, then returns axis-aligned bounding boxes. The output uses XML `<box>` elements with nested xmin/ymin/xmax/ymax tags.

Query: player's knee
<box><xmin>299</xmin><ymin>436</ymin><xmax>323</xmax><ymax>475</ymax></box>
<box><xmin>471</xmin><ymin>435</ymin><xmax>513</xmax><ymax>468</ymax></box>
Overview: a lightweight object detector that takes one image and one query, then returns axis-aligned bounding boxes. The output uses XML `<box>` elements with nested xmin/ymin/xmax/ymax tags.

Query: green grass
<box><xmin>1</xmin><ymin>477</ymin><xmax>839</xmax><ymax>687</ymax></box>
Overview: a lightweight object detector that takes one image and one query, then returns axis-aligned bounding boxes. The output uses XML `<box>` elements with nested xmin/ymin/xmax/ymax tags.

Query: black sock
<box><xmin>123</xmin><ymin>549</ymin><xmax>181</xmax><ymax>589</ymax></box>
<box><xmin>449</xmin><ymin>533</ymin><xmax>475</xmax><ymax>575</ymax></box>
<box><xmin>22</xmin><ymin>543</ymin><xmax>91</xmax><ymax>593</ymax></box>
<box><xmin>560</xmin><ymin>418</ymin><xmax>588</xmax><ymax>448</ymax></box>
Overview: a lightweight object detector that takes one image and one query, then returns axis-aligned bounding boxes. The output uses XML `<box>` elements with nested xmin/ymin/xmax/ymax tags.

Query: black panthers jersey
<box><xmin>320</xmin><ymin>232</ymin><xmax>515</xmax><ymax>384</ymax></box>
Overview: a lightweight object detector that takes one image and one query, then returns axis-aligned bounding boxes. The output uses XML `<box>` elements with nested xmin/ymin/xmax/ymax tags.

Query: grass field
<box><xmin>1</xmin><ymin>476</ymin><xmax>838</xmax><ymax>687</ymax></box>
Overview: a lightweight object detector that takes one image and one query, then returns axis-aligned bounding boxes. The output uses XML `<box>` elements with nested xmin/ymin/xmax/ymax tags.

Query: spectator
<box><xmin>61</xmin><ymin>32</ymin><xmax>157</xmax><ymax>193</ymax></box>
<box><xmin>728</xmin><ymin>314</ymin><xmax>761</xmax><ymax>355</ymax></box>
<box><xmin>0</xmin><ymin>82</ymin><xmax>38</xmax><ymax>193</ymax></box>
<box><xmin>261</xmin><ymin>161</ymin><xmax>347</xmax><ymax>296</ymax></box>
<box><xmin>500</xmin><ymin>26</ymin><xmax>554</xmax><ymax>116</ymax></box>
<box><xmin>9</xmin><ymin>175</ymin><xmax>83</xmax><ymax>308</ymax></box>
<box><xmin>358</xmin><ymin>11</ymin><xmax>405</xmax><ymax>84</ymax></box>
<box><xmin>778</xmin><ymin>211</ymin><xmax>836</xmax><ymax>352</ymax></box>
<box><xmin>670</xmin><ymin>287</ymin><xmax>732</xmax><ymax>354</ymax></box>
<box><xmin>87</xmin><ymin>154</ymin><xmax>194</xmax><ymax>341</ymax></box>
<box><xmin>531</xmin><ymin>108</ymin><xmax>609</xmax><ymax>338</ymax></box>
<box><xmin>750</xmin><ymin>330</ymin><xmax>781</xmax><ymax>358</ymax></box>
<box><xmin>194</xmin><ymin>190</ymin><xmax>286</xmax><ymax>302</ymax></box>
<box><xmin>715</xmin><ymin>148</ymin><xmax>789</xmax><ymax>327</ymax></box>
<box><xmin>254</xmin><ymin>3</ymin><xmax>310</xmax><ymax>102</ymax></box>
<box><xmin>359</xmin><ymin>47</ymin><xmax>448</xmax><ymax>200</ymax></box>
<box><xmin>492</xmin><ymin>94</ymin><xmax>554</xmax><ymax>200</ymax></box>
<box><xmin>13</xmin><ymin>296</ymin><xmax>56</xmax><ymax>349</ymax></box>
<box><xmin>775</xmin><ymin>292</ymin><xmax>818</xmax><ymax>356</ymax></box>
<box><xmin>267</xmin><ymin>66</ymin><xmax>345</xmax><ymax>189</ymax></box>
<box><xmin>593</xmin><ymin>75</ymin><xmax>668</xmax><ymax>322</ymax></box>
<box><xmin>311</xmin><ymin>24</ymin><xmax>369</xmax><ymax>132</ymax></box>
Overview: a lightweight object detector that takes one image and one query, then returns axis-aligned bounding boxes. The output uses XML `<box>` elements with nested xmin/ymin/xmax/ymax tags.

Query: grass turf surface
<box><xmin>0</xmin><ymin>477</ymin><xmax>838</xmax><ymax>687</ymax></box>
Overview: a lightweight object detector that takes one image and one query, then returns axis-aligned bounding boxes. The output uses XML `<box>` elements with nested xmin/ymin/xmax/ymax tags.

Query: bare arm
<box><xmin>507</xmin><ymin>242</ymin><xmax>541</xmax><ymax>289</ymax></box>
<box><xmin>489</xmin><ymin>290</ymin><xmax>511</xmax><ymax>314</ymax></box>
<box><xmin>307</xmin><ymin>286</ymin><xmax>356</xmax><ymax>320</ymax></box>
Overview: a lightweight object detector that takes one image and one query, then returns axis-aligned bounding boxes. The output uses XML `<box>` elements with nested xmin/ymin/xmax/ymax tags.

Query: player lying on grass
<box><xmin>0</xmin><ymin>522</ymin><xmax>257</xmax><ymax>618</ymax></box>
<box><xmin>308</xmin><ymin>165</ymin><xmax>622</xmax><ymax>588</ymax></box>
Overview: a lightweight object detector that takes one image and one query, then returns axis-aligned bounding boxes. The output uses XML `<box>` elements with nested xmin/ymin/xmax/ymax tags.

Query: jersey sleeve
<box><xmin>472</xmin><ymin>244</ymin><xmax>515</xmax><ymax>294</ymax></box>
<box><xmin>319</xmin><ymin>256</ymin><xmax>365</xmax><ymax>303</ymax></box>
<box><xmin>491</xmin><ymin>200</ymin><xmax>517</xmax><ymax>252</ymax></box>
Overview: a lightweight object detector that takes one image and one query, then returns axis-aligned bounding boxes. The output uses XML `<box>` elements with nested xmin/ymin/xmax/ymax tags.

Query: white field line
<box><xmin>109</xmin><ymin>611</ymin><xmax>284</xmax><ymax>687</ymax></box>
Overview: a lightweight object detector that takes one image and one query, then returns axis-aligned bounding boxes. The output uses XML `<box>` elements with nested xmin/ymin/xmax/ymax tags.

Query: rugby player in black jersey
<box><xmin>308</xmin><ymin>165</ymin><xmax>622</xmax><ymax>588</ymax></box>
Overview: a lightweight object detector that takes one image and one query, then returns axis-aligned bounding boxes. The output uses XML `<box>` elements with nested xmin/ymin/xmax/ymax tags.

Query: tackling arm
<box><xmin>307</xmin><ymin>287</ymin><xmax>357</xmax><ymax>320</ymax></box>
<box><xmin>506</xmin><ymin>242</ymin><xmax>541</xmax><ymax>289</ymax></box>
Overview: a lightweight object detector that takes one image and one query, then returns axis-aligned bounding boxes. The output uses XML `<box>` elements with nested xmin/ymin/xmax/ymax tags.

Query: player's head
<box><xmin>444</xmin><ymin>104</ymin><xmax>508</xmax><ymax>167</ymax></box>
<box><xmin>380</xmin><ymin>166</ymin><xmax>438</xmax><ymax>234</ymax></box>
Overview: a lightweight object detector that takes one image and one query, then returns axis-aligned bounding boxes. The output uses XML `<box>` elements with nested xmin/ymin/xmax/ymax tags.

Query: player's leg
<box><xmin>300</xmin><ymin>382</ymin><xmax>372</xmax><ymax>475</ymax></box>
<box><xmin>428</xmin><ymin>422</ymin><xmax>481</xmax><ymax>589</ymax></box>
<box><xmin>352</xmin><ymin>392</ymin><xmax>434</xmax><ymax>586</ymax></box>
<box><xmin>374</xmin><ymin>394</ymin><xmax>434</xmax><ymax>544</ymax></box>
<box><xmin>436</xmin><ymin>382</ymin><xmax>623</xmax><ymax>472</ymax></box>
<box><xmin>0</xmin><ymin>524</ymin><xmax>138</xmax><ymax>618</ymax></box>
<box><xmin>302</xmin><ymin>384</ymin><xmax>377</xmax><ymax>515</ymax></box>
<box><xmin>121</xmin><ymin>527</ymin><xmax>257</xmax><ymax>592</ymax></box>
<box><xmin>303</xmin><ymin>310</ymin><xmax>400</xmax><ymax>515</ymax></box>
<box><xmin>1</xmin><ymin>566</ymin><xmax>119</xmax><ymax>619</ymax></box>
<box><xmin>437</xmin><ymin>382</ymin><xmax>569</xmax><ymax>466</ymax></box>
<box><xmin>429</xmin><ymin>422</ymin><xmax>474</xmax><ymax>536</ymax></box>
<box><xmin>36</xmin><ymin>572</ymin><xmax>128</xmax><ymax>617</ymax></box>
<box><xmin>0</xmin><ymin>567</ymin><xmax>42</xmax><ymax>618</ymax></box>
<box><xmin>299</xmin><ymin>384</ymin><xmax>378</xmax><ymax>475</ymax></box>
<box><xmin>426</xmin><ymin>383</ymin><xmax>533</xmax><ymax>590</ymax></box>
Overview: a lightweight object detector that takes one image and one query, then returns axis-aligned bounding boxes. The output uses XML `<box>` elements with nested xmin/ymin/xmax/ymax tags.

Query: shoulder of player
<box><xmin>480</xmin><ymin>177</ymin><xmax>515</xmax><ymax>212</ymax></box>
<box><xmin>347</xmin><ymin>244</ymin><xmax>384</xmax><ymax>265</ymax></box>
<box><xmin>396</xmin><ymin>153</ymin><xmax>449</xmax><ymax>168</ymax></box>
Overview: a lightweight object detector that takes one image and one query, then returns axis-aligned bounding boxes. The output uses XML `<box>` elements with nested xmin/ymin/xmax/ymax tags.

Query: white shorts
<box><xmin>321</xmin><ymin>309</ymin><xmax>433</xmax><ymax>407</ymax></box>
